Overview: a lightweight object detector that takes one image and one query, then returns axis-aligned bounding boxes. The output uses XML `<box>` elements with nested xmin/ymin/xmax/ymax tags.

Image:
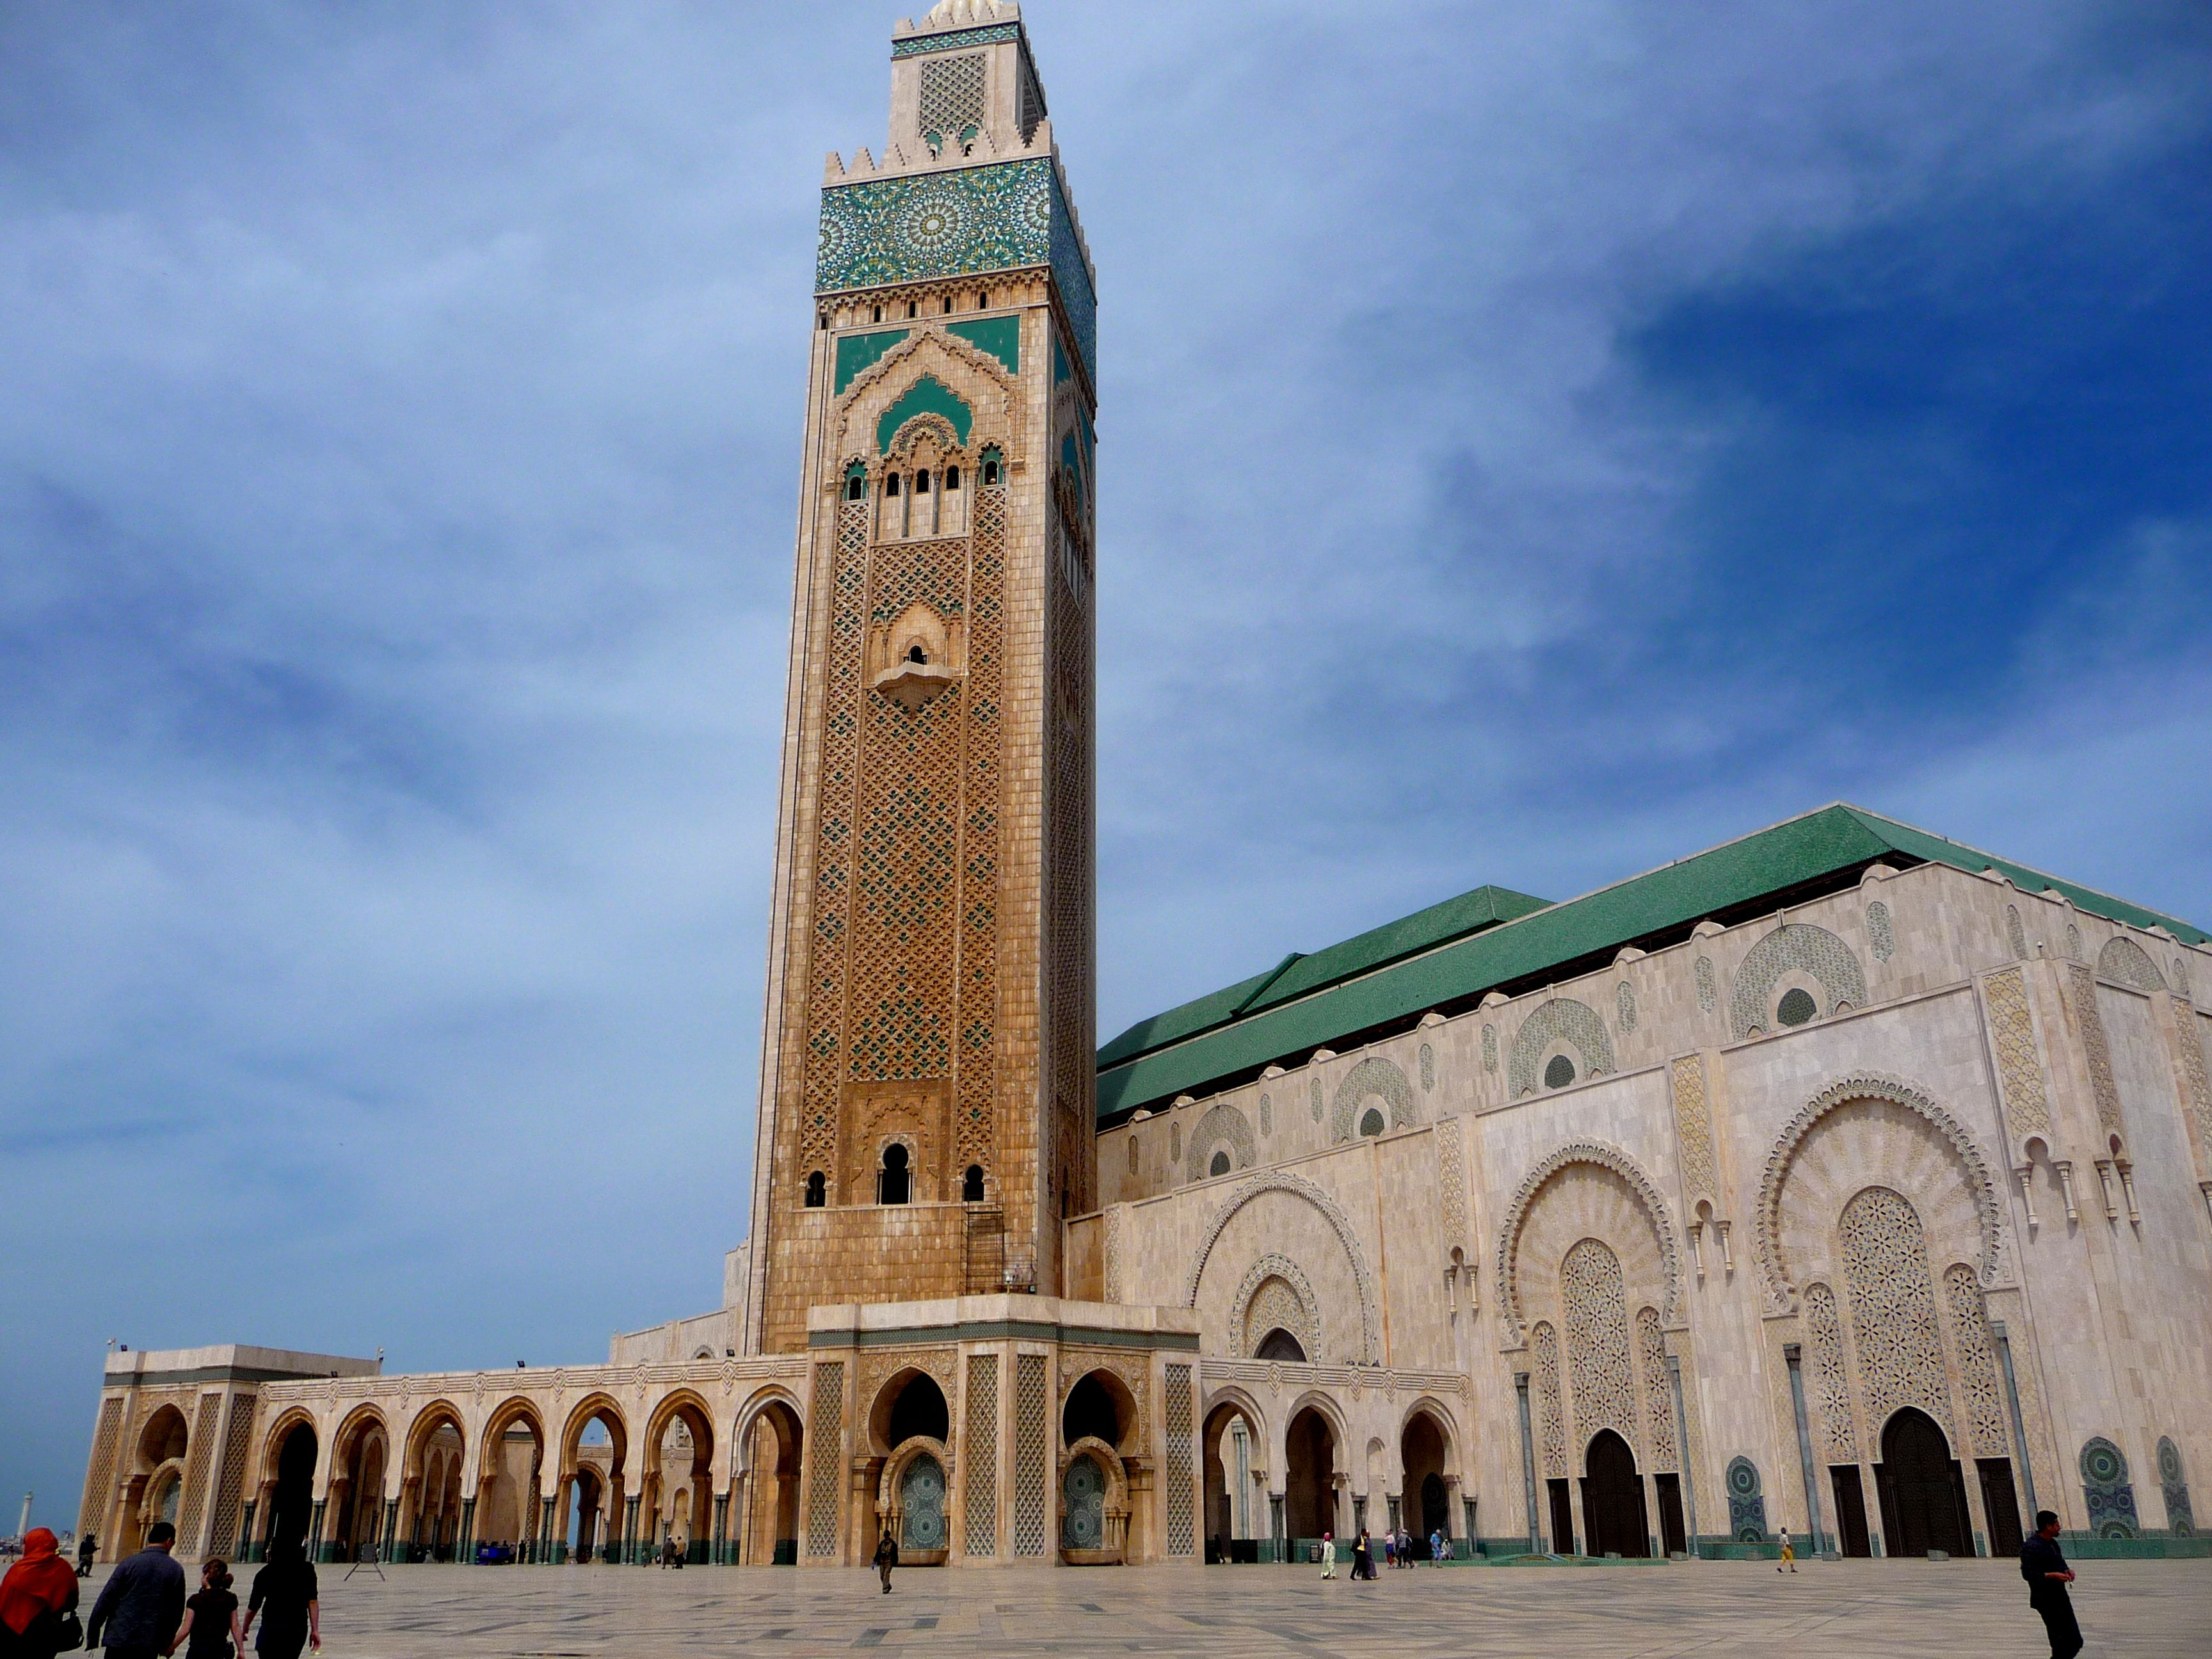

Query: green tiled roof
<box><xmin>1094</xmin><ymin>803</ymin><xmax>2206</xmax><ymax>1123</ymax></box>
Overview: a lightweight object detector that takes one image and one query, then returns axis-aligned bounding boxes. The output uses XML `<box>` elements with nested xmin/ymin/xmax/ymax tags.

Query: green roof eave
<box><xmin>1093</xmin><ymin>802</ymin><xmax>2206</xmax><ymax>1122</ymax></box>
<box><xmin>1832</xmin><ymin>807</ymin><xmax>2208</xmax><ymax>946</ymax></box>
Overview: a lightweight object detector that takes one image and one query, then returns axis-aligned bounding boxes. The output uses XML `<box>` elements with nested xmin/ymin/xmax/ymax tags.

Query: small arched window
<box><xmin>962</xmin><ymin>1164</ymin><xmax>985</xmax><ymax>1202</ymax></box>
<box><xmin>1777</xmin><ymin>988</ymin><xmax>1817</xmax><ymax>1027</ymax></box>
<box><xmin>982</xmin><ymin>459</ymin><xmax>1000</xmax><ymax>486</ymax></box>
<box><xmin>915</xmin><ymin>470</ymin><xmax>931</xmax><ymax>494</ymax></box>
<box><xmin>803</xmin><ymin>1171</ymin><xmax>826</xmax><ymax>1207</ymax></box>
<box><xmin>906</xmin><ymin>300</ymin><xmax>918</xmax><ymax>319</ymax></box>
<box><xmin>1209</xmin><ymin>1150</ymin><xmax>1231</xmax><ymax>1178</ymax></box>
<box><xmin>1358</xmin><ymin>1108</ymin><xmax>1385</xmax><ymax>1138</ymax></box>
<box><xmin>906</xmin><ymin>644</ymin><xmax>927</xmax><ymax>664</ymax></box>
<box><xmin>974</xmin><ymin>291</ymin><xmax>988</xmax><ymax>310</ymax></box>
<box><xmin>844</xmin><ymin>464</ymin><xmax>866</xmax><ymax>502</ymax></box>
<box><xmin>872</xmin><ymin>304</ymin><xmax>883</xmax><ymax>323</ymax></box>
<box><xmin>817</xmin><ymin>313</ymin><xmax>828</xmax><ymax>331</ymax></box>
<box><xmin>943</xmin><ymin>296</ymin><xmax>954</xmax><ymax>314</ymax></box>
<box><xmin>1543</xmin><ymin>1054</ymin><xmax>1576</xmax><ymax>1090</ymax></box>
<box><xmin>878</xmin><ymin>1143</ymin><xmax>911</xmax><ymax>1206</ymax></box>
<box><xmin>884</xmin><ymin>474</ymin><xmax>901</xmax><ymax>497</ymax></box>
<box><xmin>943</xmin><ymin>465</ymin><xmax>960</xmax><ymax>491</ymax></box>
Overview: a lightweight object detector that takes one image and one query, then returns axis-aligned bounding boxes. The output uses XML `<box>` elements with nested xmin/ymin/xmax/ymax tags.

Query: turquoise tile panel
<box><xmin>947</xmin><ymin>315</ymin><xmax>1020</xmax><ymax>373</ymax></box>
<box><xmin>877</xmin><ymin>373</ymin><xmax>974</xmax><ymax>454</ymax></box>
<box><xmin>834</xmin><ymin>328</ymin><xmax>909</xmax><ymax>394</ymax></box>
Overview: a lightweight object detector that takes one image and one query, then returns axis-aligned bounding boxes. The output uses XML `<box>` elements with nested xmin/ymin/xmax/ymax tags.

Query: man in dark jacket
<box><xmin>2020</xmin><ymin>1510</ymin><xmax>2081</xmax><ymax>1659</ymax></box>
<box><xmin>84</xmin><ymin>1521</ymin><xmax>186</xmax><ymax>1659</ymax></box>
<box><xmin>872</xmin><ymin>1530</ymin><xmax>897</xmax><ymax>1594</ymax></box>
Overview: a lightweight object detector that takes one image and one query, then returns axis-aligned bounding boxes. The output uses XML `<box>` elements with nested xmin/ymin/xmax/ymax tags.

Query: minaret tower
<box><xmin>745</xmin><ymin>1</ymin><xmax>1098</xmax><ymax>1353</ymax></box>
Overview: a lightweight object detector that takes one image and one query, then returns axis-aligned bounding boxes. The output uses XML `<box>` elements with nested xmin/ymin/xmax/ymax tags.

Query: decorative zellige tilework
<box><xmin>1804</xmin><ymin>1283</ymin><xmax>1858</xmax><ymax>1463</ymax></box>
<box><xmin>1983</xmin><ymin>967</ymin><xmax>2051</xmax><ymax>1140</ymax></box>
<box><xmin>892</xmin><ymin>22</ymin><xmax>1022</xmax><ymax>58</ymax></box>
<box><xmin>1013</xmin><ymin>1354</ymin><xmax>1048</xmax><ymax>1555</ymax></box>
<box><xmin>1730</xmin><ymin>922</ymin><xmax>1866</xmax><ymax>1039</ymax></box>
<box><xmin>806</xmin><ymin>1363</ymin><xmax>845</xmax><ymax>1556</ymax></box>
<box><xmin>818</xmin><ymin>159</ymin><xmax>1096</xmax><ymax>377</ymax></box>
<box><xmin>1867</xmin><ymin>900</ymin><xmax>1895</xmax><ymax>961</ymax></box>
<box><xmin>1839</xmin><ymin>1187</ymin><xmax>1954</xmax><ymax>1446</ymax></box>
<box><xmin>963</xmin><ymin>1352</ymin><xmax>999</xmax><ymax>1555</ymax></box>
<box><xmin>1562</xmin><ymin>1238</ymin><xmax>1636</xmax><ymax>1450</ymax></box>
<box><xmin>918</xmin><ymin>53</ymin><xmax>987</xmax><ymax>144</ymax></box>
<box><xmin>1164</xmin><ymin>1363</ymin><xmax>1196</xmax><ymax>1556</ymax></box>
<box><xmin>2098</xmin><ymin>935</ymin><xmax>2168</xmax><ymax>993</ymax></box>
<box><xmin>1944</xmin><ymin>1263</ymin><xmax>2009</xmax><ymax>1456</ymax></box>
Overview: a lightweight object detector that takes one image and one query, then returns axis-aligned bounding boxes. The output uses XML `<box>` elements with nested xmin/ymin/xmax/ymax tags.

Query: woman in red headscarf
<box><xmin>0</xmin><ymin>1528</ymin><xmax>81</xmax><ymax>1659</ymax></box>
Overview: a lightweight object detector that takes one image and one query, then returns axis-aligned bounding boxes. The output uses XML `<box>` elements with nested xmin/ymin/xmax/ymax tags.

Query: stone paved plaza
<box><xmin>84</xmin><ymin>1558</ymin><xmax>2209</xmax><ymax>1656</ymax></box>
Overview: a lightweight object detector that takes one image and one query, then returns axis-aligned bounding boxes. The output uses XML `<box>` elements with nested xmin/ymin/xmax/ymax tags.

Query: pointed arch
<box><xmin>1752</xmin><ymin>1073</ymin><xmax>2004</xmax><ymax>1314</ymax></box>
<box><xmin>1181</xmin><ymin>1171</ymin><xmax>1380</xmax><ymax>1363</ymax></box>
<box><xmin>1495</xmin><ymin>1142</ymin><xmax>1683</xmax><ymax>1344</ymax></box>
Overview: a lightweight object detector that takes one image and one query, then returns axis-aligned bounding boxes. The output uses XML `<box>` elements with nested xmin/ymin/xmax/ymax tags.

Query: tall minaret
<box><xmin>745</xmin><ymin>1</ymin><xmax>1097</xmax><ymax>1354</ymax></box>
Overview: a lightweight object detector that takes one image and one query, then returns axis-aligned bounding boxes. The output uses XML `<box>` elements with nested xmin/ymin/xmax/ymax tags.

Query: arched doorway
<box><xmin>1876</xmin><ymin>1407</ymin><xmax>1970</xmax><ymax>1558</ymax></box>
<box><xmin>1062</xmin><ymin>1454</ymin><xmax>1105</xmax><ymax>1550</ymax></box>
<box><xmin>477</xmin><ymin>1402</ymin><xmax>547</xmax><ymax>1564</ymax></box>
<box><xmin>644</xmin><ymin>1395</ymin><xmax>714</xmax><ymax>1565</ymax></box>
<box><xmin>1400</xmin><ymin>1411</ymin><xmax>1450</xmax><ymax>1553</ymax></box>
<box><xmin>1284</xmin><ymin>1407</ymin><xmax>1338</xmax><ymax>1547</ymax></box>
<box><xmin>898</xmin><ymin>1452</ymin><xmax>948</xmax><ymax>1554</ymax></box>
<box><xmin>121</xmin><ymin>1406</ymin><xmax>191</xmax><ymax>1557</ymax></box>
<box><xmin>558</xmin><ymin>1398</ymin><xmax>628</xmax><ymax>1564</ymax></box>
<box><xmin>1580</xmin><ymin>1430</ymin><xmax>1649</xmax><ymax>1559</ymax></box>
<box><xmin>739</xmin><ymin>1400</ymin><xmax>803</xmax><ymax>1565</ymax></box>
<box><xmin>268</xmin><ymin>1422</ymin><xmax>319</xmax><ymax>1559</ymax></box>
<box><xmin>869</xmin><ymin>1372</ymin><xmax>950</xmax><ymax>1565</ymax></box>
<box><xmin>1201</xmin><ymin>1399</ymin><xmax>1261</xmax><ymax>1562</ymax></box>
<box><xmin>328</xmin><ymin>1410</ymin><xmax>389</xmax><ymax>1564</ymax></box>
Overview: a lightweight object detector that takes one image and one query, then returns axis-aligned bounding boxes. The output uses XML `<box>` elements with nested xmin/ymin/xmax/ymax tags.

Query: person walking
<box><xmin>1318</xmin><ymin>1530</ymin><xmax>1336</xmax><ymax>1580</ymax></box>
<box><xmin>1775</xmin><ymin>1525</ymin><xmax>1797</xmax><ymax>1573</ymax></box>
<box><xmin>76</xmin><ymin>1537</ymin><xmax>97</xmax><ymax>1581</ymax></box>
<box><xmin>1380</xmin><ymin>1530</ymin><xmax>1394</xmax><ymax>1571</ymax></box>
<box><xmin>238</xmin><ymin>1540</ymin><xmax>317</xmax><ymax>1659</ymax></box>
<box><xmin>1429</xmin><ymin>1527</ymin><xmax>1445</xmax><ymax>1566</ymax></box>
<box><xmin>2021</xmin><ymin>1511</ymin><xmax>2082</xmax><ymax>1659</ymax></box>
<box><xmin>85</xmin><ymin>1521</ymin><xmax>185</xmax><ymax>1659</ymax></box>
<box><xmin>872</xmin><ymin>1529</ymin><xmax>897</xmax><ymax>1595</ymax></box>
<box><xmin>163</xmin><ymin>1560</ymin><xmax>243</xmax><ymax>1659</ymax></box>
<box><xmin>1</xmin><ymin>1527</ymin><xmax>81</xmax><ymax>1659</ymax></box>
<box><xmin>1351</xmin><ymin>1529</ymin><xmax>1372</xmax><ymax>1582</ymax></box>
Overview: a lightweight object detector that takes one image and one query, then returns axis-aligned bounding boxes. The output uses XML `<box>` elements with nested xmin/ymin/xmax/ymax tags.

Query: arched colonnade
<box><xmin>235</xmin><ymin>1365</ymin><xmax>811</xmax><ymax>1566</ymax></box>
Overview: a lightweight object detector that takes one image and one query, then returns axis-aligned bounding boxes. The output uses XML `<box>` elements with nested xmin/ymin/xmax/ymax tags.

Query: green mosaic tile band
<box><xmin>818</xmin><ymin>157</ymin><xmax>1096</xmax><ymax>378</ymax></box>
<box><xmin>891</xmin><ymin>23</ymin><xmax>1022</xmax><ymax>59</ymax></box>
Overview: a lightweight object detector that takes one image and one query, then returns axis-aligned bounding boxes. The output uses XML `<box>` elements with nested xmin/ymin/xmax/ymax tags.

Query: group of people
<box><xmin>0</xmin><ymin>1523</ymin><xmax>320</xmax><ymax>1659</ymax></box>
<box><xmin>1316</xmin><ymin>1526</ymin><xmax>1440</xmax><ymax>1580</ymax></box>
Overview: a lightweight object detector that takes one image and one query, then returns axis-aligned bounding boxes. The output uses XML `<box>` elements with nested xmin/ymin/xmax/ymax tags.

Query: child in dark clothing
<box><xmin>165</xmin><ymin>1559</ymin><xmax>244</xmax><ymax>1659</ymax></box>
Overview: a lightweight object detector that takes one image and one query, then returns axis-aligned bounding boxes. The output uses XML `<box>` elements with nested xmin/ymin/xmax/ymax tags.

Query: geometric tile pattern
<box><xmin>1637</xmin><ymin>1306</ymin><xmax>1678</xmax><ymax>1471</ymax></box>
<box><xmin>1561</xmin><ymin>1240</ymin><xmax>1636</xmax><ymax>1454</ymax></box>
<box><xmin>1838</xmin><ymin>1187</ymin><xmax>1954</xmax><ymax>1446</ymax></box>
<box><xmin>918</xmin><ymin>54</ymin><xmax>987</xmax><ymax>145</ymax></box>
<box><xmin>1509</xmin><ymin>1000</ymin><xmax>1616</xmax><ymax>1100</ymax></box>
<box><xmin>210</xmin><ymin>1397</ymin><xmax>258</xmax><ymax>1561</ymax></box>
<box><xmin>1983</xmin><ymin>966</ymin><xmax>2052</xmax><ymax>1141</ymax></box>
<box><xmin>1803</xmin><ymin>1283</ymin><xmax>1859</xmax><ymax>1463</ymax></box>
<box><xmin>1868</xmin><ymin>899</ymin><xmax>1896</xmax><ymax>961</ymax></box>
<box><xmin>1730</xmin><ymin>923</ymin><xmax>1866</xmax><ymax>1039</ymax></box>
<box><xmin>79</xmin><ymin>1397</ymin><xmax>122</xmax><ymax>1541</ymax></box>
<box><xmin>2080</xmin><ymin>1436</ymin><xmax>2139</xmax><ymax>1539</ymax></box>
<box><xmin>1669</xmin><ymin>1055</ymin><xmax>1718</xmax><ymax>1208</ymax></box>
<box><xmin>1164</xmin><ymin>1364</ymin><xmax>1195</xmax><ymax>1557</ymax></box>
<box><xmin>963</xmin><ymin>1353</ymin><xmax>998</xmax><ymax>1556</ymax></box>
<box><xmin>1532</xmin><ymin>1321</ymin><xmax>1566</xmax><ymax>1479</ymax></box>
<box><xmin>817</xmin><ymin>159</ymin><xmax>1096</xmax><ymax>378</ymax></box>
<box><xmin>1944</xmin><ymin>1264</ymin><xmax>2009</xmax><ymax>1457</ymax></box>
<box><xmin>806</xmin><ymin>1363</ymin><xmax>845</xmax><ymax>1557</ymax></box>
<box><xmin>2068</xmin><ymin>965</ymin><xmax>2126</xmax><ymax>1139</ymax></box>
<box><xmin>1013</xmin><ymin>1354</ymin><xmax>1048</xmax><ymax>1557</ymax></box>
<box><xmin>2097</xmin><ymin>936</ymin><xmax>2167</xmax><ymax>993</ymax></box>
<box><xmin>2158</xmin><ymin>1435</ymin><xmax>2194</xmax><ymax>1537</ymax></box>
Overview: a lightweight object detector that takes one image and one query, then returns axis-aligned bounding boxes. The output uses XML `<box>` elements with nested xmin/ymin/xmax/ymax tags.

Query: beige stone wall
<box><xmin>1094</xmin><ymin>860</ymin><xmax>2212</xmax><ymax>1551</ymax></box>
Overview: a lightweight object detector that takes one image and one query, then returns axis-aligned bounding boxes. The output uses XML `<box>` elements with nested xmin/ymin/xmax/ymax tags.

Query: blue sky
<box><xmin>4</xmin><ymin>1</ymin><xmax>2209</xmax><ymax>1528</ymax></box>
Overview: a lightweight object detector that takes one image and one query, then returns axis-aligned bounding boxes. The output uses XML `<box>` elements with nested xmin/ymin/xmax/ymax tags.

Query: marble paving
<box><xmin>95</xmin><ymin>1557</ymin><xmax>2210</xmax><ymax>1656</ymax></box>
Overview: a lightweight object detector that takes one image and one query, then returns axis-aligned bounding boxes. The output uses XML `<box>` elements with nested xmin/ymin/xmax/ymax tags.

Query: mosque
<box><xmin>81</xmin><ymin>1</ymin><xmax>2212</xmax><ymax>1573</ymax></box>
